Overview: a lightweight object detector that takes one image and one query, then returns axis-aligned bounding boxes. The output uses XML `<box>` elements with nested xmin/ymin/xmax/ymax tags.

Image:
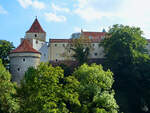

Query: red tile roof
<box><xmin>50</xmin><ymin>39</ymin><xmax>71</xmax><ymax>43</ymax></box>
<box><xmin>82</xmin><ymin>32</ymin><xmax>105</xmax><ymax>39</ymax></box>
<box><xmin>26</xmin><ymin>18</ymin><xmax>46</xmax><ymax>33</ymax></box>
<box><xmin>11</xmin><ymin>39</ymin><xmax>41</xmax><ymax>54</ymax></box>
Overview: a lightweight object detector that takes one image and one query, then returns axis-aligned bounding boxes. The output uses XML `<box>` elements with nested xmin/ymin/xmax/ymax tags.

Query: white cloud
<box><xmin>0</xmin><ymin>5</ymin><xmax>7</xmax><ymax>14</ymax></box>
<box><xmin>17</xmin><ymin>0</ymin><xmax>45</xmax><ymax>10</ymax></box>
<box><xmin>74</xmin><ymin>0</ymin><xmax>119</xmax><ymax>21</ymax></box>
<box><xmin>74</xmin><ymin>0</ymin><xmax>150</xmax><ymax>38</ymax></box>
<box><xmin>51</xmin><ymin>3</ymin><xmax>70</xmax><ymax>13</ymax></box>
<box><xmin>74</xmin><ymin>27</ymin><xmax>81</xmax><ymax>32</ymax></box>
<box><xmin>44</xmin><ymin>12</ymin><xmax>66</xmax><ymax>22</ymax></box>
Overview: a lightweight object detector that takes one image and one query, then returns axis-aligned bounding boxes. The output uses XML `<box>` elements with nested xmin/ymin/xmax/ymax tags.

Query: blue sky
<box><xmin>0</xmin><ymin>0</ymin><xmax>150</xmax><ymax>47</ymax></box>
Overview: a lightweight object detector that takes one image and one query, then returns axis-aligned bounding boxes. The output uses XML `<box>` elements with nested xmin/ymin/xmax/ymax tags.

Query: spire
<box><xmin>26</xmin><ymin>18</ymin><xmax>45</xmax><ymax>33</ymax></box>
<box><xmin>11</xmin><ymin>39</ymin><xmax>40</xmax><ymax>54</ymax></box>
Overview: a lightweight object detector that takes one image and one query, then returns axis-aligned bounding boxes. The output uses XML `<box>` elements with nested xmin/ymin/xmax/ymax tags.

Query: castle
<box><xmin>9</xmin><ymin>18</ymin><xmax>150</xmax><ymax>83</ymax></box>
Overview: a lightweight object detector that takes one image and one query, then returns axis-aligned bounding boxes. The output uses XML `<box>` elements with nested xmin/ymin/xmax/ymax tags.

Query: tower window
<box><xmin>23</xmin><ymin>58</ymin><xmax>25</xmax><ymax>62</ymax></box>
<box><xmin>17</xmin><ymin>68</ymin><xmax>20</xmax><ymax>71</ymax></box>
<box><xmin>36</xmin><ymin>40</ymin><xmax>38</xmax><ymax>44</ymax></box>
<box><xmin>94</xmin><ymin>53</ymin><xmax>98</xmax><ymax>56</ymax></box>
<box><xmin>55</xmin><ymin>44</ymin><xmax>57</xmax><ymax>47</ymax></box>
<box><xmin>63</xmin><ymin>44</ymin><xmax>65</xmax><ymax>47</ymax></box>
<box><xmin>56</xmin><ymin>59</ymin><xmax>58</xmax><ymax>62</ymax></box>
<box><xmin>35</xmin><ymin>34</ymin><xmax>37</xmax><ymax>37</ymax></box>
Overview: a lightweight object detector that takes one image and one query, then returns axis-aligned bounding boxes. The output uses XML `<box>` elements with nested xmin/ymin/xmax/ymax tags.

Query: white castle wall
<box><xmin>10</xmin><ymin>53</ymin><xmax>41</xmax><ymax>83</ymax></box>
<box><xmin>38</xmin><ymin>42</ymin><xmax>49</xmax><ymax>62</ymax></box>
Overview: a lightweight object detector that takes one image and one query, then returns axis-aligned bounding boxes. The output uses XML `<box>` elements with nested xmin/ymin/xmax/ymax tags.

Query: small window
<box><xmin>18</xmin><ymin>68</ymin><xmax>20</xmax><ymax>71</ymax></box>
<box><xmin>23</xmin><ymin>58</ymin><xmax>25</xmax><ymax>62</ymax></box>
<box><xmin>36</xmin><ymin>40</ymin><xmax>38</xmax><ymax>44</ymax></box>
<box><xmin>95</xmin><ymin>53</ymin><xmax>98</xmax><ymax>56</ymax></box>
<box><xmin>63</xmin><ymin>44</ymin><xmax>65</xmax><ymax>47</ymax></box>
<box><xmin>35</xmin><ymin>34</ymin><xmax>37</xmax><ymax>37</ymax></box>
<box><xmin>55</xmin><ymin>44</ymin><xmax>57</xmax><ymax>47</ymax></box>
<box><xmin>44</xmin><ymin>53</ymin><xmax>46</xmax><ymax>57</ymax></box>
<box><xmin>56</xmin><ymin>59</ymin><xmax>58</xmax><ymax>62</ymax></box>
<box><xmin>93</xmin><ymin>44</ymin><xmax>95</xmax><ymax>47</ymax></box>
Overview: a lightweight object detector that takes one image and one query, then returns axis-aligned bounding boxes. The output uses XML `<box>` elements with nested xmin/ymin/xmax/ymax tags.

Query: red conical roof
<box><xmin>11</xmin><ymin>39</ymin><xmax>40</xmax><ymax>54</ymax></box>
<box><xmin>26</xmin><ymin>18</ymin><xmax>46</xmax><ymax>33</ymax></box>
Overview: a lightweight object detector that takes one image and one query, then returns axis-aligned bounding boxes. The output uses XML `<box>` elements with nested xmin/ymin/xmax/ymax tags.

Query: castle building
<box><xmin>10</xmin><ymin>18</ymin><xmax>150</xmax><ymax>83</ymax></box>
<box><xmin>22</xmin><ymin>18</ymin><xmax>48</xmax><ymax>62</ymax></box>
<box><xmin>49</xmin><ymin>30</ymin><xmax>106</xmax><ymax>62</ymax></box>
<box><xmin>9</xmin><ymin>39</ymin><xmax>41</xmax><ymax>83</ymax></box>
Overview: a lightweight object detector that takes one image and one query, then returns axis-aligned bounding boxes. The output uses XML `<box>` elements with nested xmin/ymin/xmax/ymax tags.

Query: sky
<box><xmin>0</xmin><ymin>0</ymin><xmax>150</xmax><ymax>47</ymax></box>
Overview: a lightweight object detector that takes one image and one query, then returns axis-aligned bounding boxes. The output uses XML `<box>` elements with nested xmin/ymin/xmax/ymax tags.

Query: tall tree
<box><xmin>0</xmin><ymin>59</ymin><xmax>20</xmax><ymax>113</ymax></box>
<box><xmin>0</xmin><ymin>40</ymin><xmax>15</xmax><ymax>68</ymax></box>
<box><xmin>101</xmin><ymin>24</ymin><xmax>150</xmax><ymax>113</ymax></box>
<box><xmin>73</xmin><ymin>64</ymin><xmax>119</xmax><ymax>113</ymax></box>
<box><xmin>18</xmin><ymin>63</ymin><xmax>80</xmax><ymax>113</ymax></box>
<box><xmin>68</xmin><ymin>37</ymin><xmax>92</xmax><ymax>65</ymax></box>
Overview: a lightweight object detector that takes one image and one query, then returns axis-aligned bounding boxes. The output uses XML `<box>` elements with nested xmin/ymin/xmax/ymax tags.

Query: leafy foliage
<box><xmin>0</xmin><ymin>40</ymin><xmax>14</xmax><ymax>68</ymax></box>
<box><xmin>69</xmin><ymin>37</ymin><xmax>92</xmax><ymax>65</ymax></box>
<box><xmin>101</xmin><ymin>24</ymin><xmax>150</xmax><ymax>112</ymax></box>
<box><xmin>0</xmin><ymin>59</ymin><xmax>19</xmax><ymax>113</ymax></box>
<box><xmin>73</xmin><ymin>64</ymin><xmax>119</xmax><ymax>113</ymax></box>
<box><xmin>18</xmin><ymin>63</ymin><xmax>80</xmax><ymax>113</ymax></box>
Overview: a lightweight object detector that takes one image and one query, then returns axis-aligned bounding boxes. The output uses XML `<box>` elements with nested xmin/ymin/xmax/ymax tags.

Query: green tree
<box><xmin>0</xmin><ymin>59</ymin><xmax>19</xmax><ymax>113</ymax></box>
<box><xmin>100</xmin><ymin>24</ymin><xmax>150</xmax><ymax>112</ymax></box>
<box><xmin>73</xmin><ymin>64</ymin><xmax>119</xmax><ymax>113</ymax></box>
<box><xmin>68</xmin><ymin>37</ymin><xmax>92</xmax><ymax>65</ymax></box>
<box><xmin>0</xmin><ymin>40</ymin><xmax>14</xmax><ymax>68</ymax></box>
<box><xmin>18</xmin><ymin>63</ymin><xmax>80</xmax><ymax>113</ymax></box>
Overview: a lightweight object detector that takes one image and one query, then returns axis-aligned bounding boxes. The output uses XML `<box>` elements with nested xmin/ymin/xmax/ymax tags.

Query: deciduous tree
<box><xmin>73</xmin><ymin>64</ymin><xmax>119</xmax><ymax>113</ymax></box>
<box><xmin>18</xmin><ymin>63</ymin><xmax>80</xmax><ymax>113</ymax></box>
<box><xmin>100</xmin><ymin>24</ymin><xmax>150</xmax><ymax>112</ymax></box>
<box><xmin>0</xmin><ymin>40</ymin><xmax>14</xmax><ymax>68</ymax></box>
<box><xmin>0</xmin><ymin>59</ymin><xmax>19</xmax><ymax>113</ymax></box>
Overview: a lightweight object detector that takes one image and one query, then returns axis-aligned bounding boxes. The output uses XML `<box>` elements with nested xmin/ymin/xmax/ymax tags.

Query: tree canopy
<box><xmin>17</xmin><ymin>63</ymin><xmax>118</xmax><ymax>113</ymax></box>
<box><xmin>101</xmin><ymin>24</ymin><xmax>150</xmax><ymax>113</ymax></box>
<box><xmin>73</xmin><ymin>64</ymin><xmax>119</xmax><ymax>113</ymax></box>
<box><xmin>18</xmin><ymin>63</ymin><xmax>80</xmax><ymax>113</ymax></box>
<box><xmin>0</xmin><ymin>40</ymin><xmax>14</xmax><ymax>68</ymax></box>
<box><xmin>0</xmin><ymin>59</ymin><xmax>19</xmax><ymax>113</ymax></box>
<box><xmin>68</xmin><ymin>37</ymin><xmax>92</xmax><ymax>65</ymax></box>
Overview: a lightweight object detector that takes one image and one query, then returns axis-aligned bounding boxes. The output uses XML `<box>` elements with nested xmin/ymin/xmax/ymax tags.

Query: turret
<box><xmin>25</xmin><ymin>18</ymin><xmax>46</xmax><ymax>42</ymax></box>
<box><xmin>9</xmin><ymin>39</ymin><xmax>41</xmax><ymax>83</ymax></box>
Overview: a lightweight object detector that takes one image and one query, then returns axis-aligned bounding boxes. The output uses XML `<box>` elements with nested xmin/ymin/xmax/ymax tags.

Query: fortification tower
<box><xmin>9</xmin><ymin>39</ymin><xmax>41</xmax><ymax>83</ymax></box>
<box><xmin>25</xmin><ymin>17</ymin><xmax>46</xmax><ymax>42</ymax></box>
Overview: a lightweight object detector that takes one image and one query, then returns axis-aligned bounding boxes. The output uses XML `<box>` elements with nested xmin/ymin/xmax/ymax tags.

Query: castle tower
<box><xmin>9</xmin><ymin>39</ymin><xmax>41</xmax><ymax>83</ymax></box>
<box><xmin>25</xmin><ymin>18</ymin><xmax>46</xmax><ymax>42</ymax></box>
<box><xmin>23</xmin><ymin>18</ymin><xmax>48</xmax><ymax>62</ymax></box>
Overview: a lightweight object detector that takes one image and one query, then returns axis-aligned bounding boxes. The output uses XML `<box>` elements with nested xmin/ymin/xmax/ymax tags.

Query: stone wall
<box><xmin>10</xmin><ymin>53</ymin><xmax>41</xmax><ymax>83</ymax></box>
